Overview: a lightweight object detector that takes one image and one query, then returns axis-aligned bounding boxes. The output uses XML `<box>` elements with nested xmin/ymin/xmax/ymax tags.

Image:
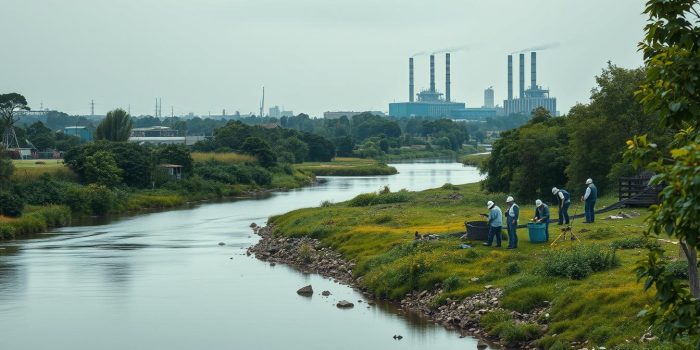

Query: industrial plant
<box><xmin>389</xmin><ymin>51</ymin><xmax>557</xmax><ymax>118</ymax></box>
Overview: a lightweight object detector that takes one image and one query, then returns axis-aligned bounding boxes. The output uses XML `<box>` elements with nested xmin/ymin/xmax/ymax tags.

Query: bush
<box><xmin>666</xmin><ymin>260</ymin><xmax>690</xmax><ymax>280</ymax></box>
<box><xmin>0</xmin><ymin>225</ymin><xmax>16</xmax><ymax>240</ymax></box>
<box><xmin>442</xmin><ymin>275</ymin><xmax>460</xmax><ymax>292</ymax></box>
<box><xmin>0</xmin><ymin>190</ymin><xmax>25</xmax><ymax>217</ymax></box>
<box><xmin>441</xmin><ymin>183</ymin><xmax>460</xmax><ymax>190</ymax></box>
<box><xmin>506</xmin><ymin>262</ymin><xmax>522</xmax><ymax>275</ymax></box>
<box><xmin>538</xmin><ymin>244</ymin><xmax>620</xmax><ymax>280</ymax></box>
<box><xmin>502</xmin><ymin>286</ymin><xmax>553</xmax><ymax>313</ymax></box>
<box><xmin>348</xmin><ymin>189</ymin><xmax>412</xmax><ymax>207</ymax></box>
<box><xmin>609</xmin><ymin>236</ymin><xmax>646</xmax><ymax>249</ymax></box>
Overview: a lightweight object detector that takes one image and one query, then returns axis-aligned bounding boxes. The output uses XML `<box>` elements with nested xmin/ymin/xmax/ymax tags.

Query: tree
<box><xmin>95</xmin><ymin>108</ymin><xmax>133</xmax><ymax>141</ymax></box>
<box><xmin>625</xmin><ymin>0</ymin><xmax>700</xmax><ymax>345</ymax></box>
<box><xmin>0</xmin><ymin>93</ymin><xmax>30</xmax><ymax>149</ymax></box>
<box><xmin>65</xmin><ymin>141</ymin><xmax>152</xmax><ymax>187</ymax></box>
<box><xmin>0</xmin><ymin>145</ymin><xmax>14</xmax><ymax>189</ymax></box>
<box><xmin>84</xmin><ymin>151</ymin><xmax>123</xmax><ymax>188</ymax></box>
<box><xmin>241</xmin><ymin>137</ymin><xmax>277</xmax><ymax>167</ymax></box>
<box><xmin>153</xmin><ymin>144</ymin><xmax>194</xmax><ymax>175</ymax></box>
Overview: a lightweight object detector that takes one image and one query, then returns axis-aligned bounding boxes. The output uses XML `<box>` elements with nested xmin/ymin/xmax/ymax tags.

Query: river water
<box><xmin>0</xmin><ymin>161</ymin><xmax>489</xmax><ymax>350</ymax></box>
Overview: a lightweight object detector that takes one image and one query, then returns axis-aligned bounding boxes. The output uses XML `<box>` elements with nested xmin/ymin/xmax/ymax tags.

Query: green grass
<box><xmin>191</xmin><ymin>152</ymin><xmax>255</xmax><ymax>164</ymax></box>
<box><xmin>0</xmin><ymin>205</ymin><xmax>72</xmax><ymax>238</ymax></box>
<box><xmin>10</xmin><ymin>160</ymin><xmax>77</xmax><ymax>182</ymax></box>
<box><xmin>295</xmin><ymin>157</ymin><xmax>397</xmax><ymax>176</ymax></box>
<box><xmin>460</xmin><ymin>153</ymin><xmax>490</xmax><ymax>168</ymax></box>
<box><xmin>269</xmin><ymin>183</ymin><xmax>669</xmax><ymax>348</ymax></box>
<box><xmin>126</xmin><ymin>192</ymin><xmax>186</xmax><ymax>210</ymax></box>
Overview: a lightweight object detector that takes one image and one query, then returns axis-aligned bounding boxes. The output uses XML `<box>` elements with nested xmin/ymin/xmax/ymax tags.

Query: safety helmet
<box><xmin>586</xmin><ymin>178</ymin><xmax>593</xmax><ymax>185</ymax></box>
<box><xmin>506</xmin><ymin>196</ymin><xmax>514</xmax><ymax>203</ymax></box>
<box><xmin>551</xmin><ymin>187</ymin><xmax>559</xmax><ymax>195</ymax></box>
<box><xmin>535</xmin><ymin>199</ymin><xmax>543</xmax><ymax>207</ymax></box>
<box><xmin>487</xmin><ymin>200</ymin><xmax>494</xmax><ymax>209</ymax></box>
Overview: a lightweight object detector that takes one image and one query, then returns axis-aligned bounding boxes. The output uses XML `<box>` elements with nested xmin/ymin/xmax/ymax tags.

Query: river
<box><xmin>0</xmin><ymin>161</ymin><xmax>489</xmax><ymax>350</ymax></box>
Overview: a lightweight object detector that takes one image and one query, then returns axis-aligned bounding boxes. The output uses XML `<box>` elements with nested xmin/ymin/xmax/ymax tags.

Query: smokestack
<box><xmin>519</xmin><ymin>53</ymin><xmax>525</xmax><ymax>98</ymax></box>
<box><xmin>507</xmin><ymin>55</ymin><xmax>513</xmax><ymax>100</ymax></box>
<box><xmin>531</xmin><ymin>51</ymin><xmax>537</xmax><ymax>89</ymax></box>
<box><xmin>445</xmin><ymin>53</ymin><xmax>451</xmax><ymax>102</ymax></box>
<box><xmin>430</xmin><ymin>54</ymin><xmax>435</xmax><ymax>93</ymax></box>
<box><xmin>409</xmin><ymin>57</ymin><xmax>414</xmax><ymax>102</ymax></box>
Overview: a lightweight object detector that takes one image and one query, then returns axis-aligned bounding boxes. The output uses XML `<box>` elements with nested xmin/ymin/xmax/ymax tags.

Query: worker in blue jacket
<box><xmin>551</xmin><ymin>187</ymin><xmax>571</xmax><ymax>225</ymax></box>
<box><xmin>505</xmin><ymin>196</ymin><xmax>519</xmax><ymax>249</ymax></box>
<box><xmin>482</xmin><ymin>200</ymin><xmax>503</xmax><ymax>248</ymax></box>
<box><xmin>533</xmin><ymin>199</ymin><xmax>550</xmax><ymax>241</ymax></box>
<box><xmin>581</xmin><ymin>178</ymin><xmax>598</xmax><ymax>223</ymax></box>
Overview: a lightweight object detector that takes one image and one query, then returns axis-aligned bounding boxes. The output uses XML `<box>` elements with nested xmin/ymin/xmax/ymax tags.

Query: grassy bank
<box><xmin>0</xmin><ymin>205</ymin><xmax>72</xmax><ymax>239</ymax></box>
<box><xmin>295</xmin><ymin>157</ymin><xmax>397</xmax><ymax>176</ymax></box>
<box><xmin>460</xmin><ymin>153</ymin><xmax>490</xmax><ymax>169</ymax></box>
<box><xmin>268</xmin><ymin>183</ymin><xmax>676</xmax><ymax>349</ymax></box>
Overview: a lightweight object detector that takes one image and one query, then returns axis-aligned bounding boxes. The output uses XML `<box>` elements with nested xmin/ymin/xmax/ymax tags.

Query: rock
<box><xmin>470</xmin><ymin>277</ymin><xmax>480</xmax><ymax>282</ymax></box>
<box><xmin>218</xmin><ymin>242</ymin><xmax>225</xmax><ymax>246</ymax></box>
<box><xmin>337</xmin><ymin>300</ymin><xmax>354</xmax><ymax>308</ymax></box>
<box><xmin>296</xmin><ymin>285</ymin><xmax>314</xmax><ymax>296</ymax></box>
<box><xmin>477</xmin><ymin>340</ymin><xmax>488</xmax><ymax>349</ymax></box>
<box><xmin>484</xmin><ymin>284</ymin><xmax>493</xmax><ymax>289</ymax></box>
<box><xmin>269</xmin><ymin>262</ymin><xmax>276</xmax><ymax>266</ymax></box>
<box><xmin>321</xmin><ymin>290</ymin><xmax>331</xmax><ymax>296</ymax></box>
<box><xmin>250</xmin><ymin>222</ymin><xmax>257</xmax><ymax>228</ymax></box>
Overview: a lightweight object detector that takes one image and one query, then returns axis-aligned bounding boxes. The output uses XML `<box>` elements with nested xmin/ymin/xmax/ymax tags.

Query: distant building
<box><xmin>63</xmin><ymin>126</ymin><xmax>93</xmax><ymax>141</ymax></box>
<box><xmin>503</xmin><ymin>52</ymin><xmax>558</xmax><ymax>116</ymax></box>
<box><xmin>324</xmin><ymin>111</ymin><xmax>386</xmax><ymax>119</ymax></box>
<box><xmin>129</xmin><ymin>126</ymin><xmax>185</xmax><ymax>145</ymax></box>
<box><xmin>269</xmin><ymin>106</ymin><xmax>294</xmax><ymax>119</ymax></box>
<box><xmin>484</xmin><ymin>87</ymin><xmax>495</xmax><ymax>108</ymax></box>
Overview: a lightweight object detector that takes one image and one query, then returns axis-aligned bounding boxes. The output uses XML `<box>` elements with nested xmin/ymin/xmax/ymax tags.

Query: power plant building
<box><xmin>389</xmin><ymin>53</ymin><xmax>498</xmax><ymax>119</ymax></box>
<box><xmin>503</xmin><ymin>52</ymin><xmax>557</xmax><ymax>116</ymax></box>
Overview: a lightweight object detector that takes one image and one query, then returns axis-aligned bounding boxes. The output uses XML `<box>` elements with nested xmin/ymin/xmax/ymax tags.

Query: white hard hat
<box><xmin>487</xmin><ymin>200</ymin><xmax>494</xmax><ymax>209</ymax></box>
<box><xmin>552</xmin><ymin>187</ymin><xmax>559</xmax><ymax>195</ymax></box>
<box><xmin>535</xmin><ymin>199</ymin><xmax>543</xmax><ymax>207</ymax></box>
<box><xmin>586</xmin><ymin>178</ymin><xmax>593</xmax><ymax>185</ymax></box>
<box><xmin>506</xmin><ymin>196</ymin><xmax>514</xmax><ymax>203</ymax></box>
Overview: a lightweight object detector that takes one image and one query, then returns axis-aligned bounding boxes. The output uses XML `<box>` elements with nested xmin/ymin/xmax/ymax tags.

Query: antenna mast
<box><xmin>259</xmin><ymin>87</ymin><xmax>265</xmax><ymax>118</ymax></box>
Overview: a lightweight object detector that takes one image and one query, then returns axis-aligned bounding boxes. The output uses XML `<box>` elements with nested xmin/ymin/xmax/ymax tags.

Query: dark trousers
<box><xmin>585</xmin><ymin>200</ymin><xmax>596</xmax><ymax>223</ymax></box>
<box><xmin>486</xmin><ymin>226</ymin><xmax>502</xmax><ymax>246</ymax></box>
<box><xmin>544</xmin><ymin>220</ymin><xmax>549</xmax><ymax>240</ymax></box>
<box><xmin>507</xmin><ymin>221</ymin><xmax>518</xmax><ymax>248</ymax></box>
<box><xmin>558</xmin><ymin>202</ymin><xmax>570</xmax><ymax>225</ymax></box>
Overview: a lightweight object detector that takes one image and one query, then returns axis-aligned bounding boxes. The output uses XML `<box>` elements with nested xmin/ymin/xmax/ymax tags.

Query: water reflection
<box><xmin>0</xmin><ymin>162</ymin><xmax>490</xmax><ymax>350</ymax></box>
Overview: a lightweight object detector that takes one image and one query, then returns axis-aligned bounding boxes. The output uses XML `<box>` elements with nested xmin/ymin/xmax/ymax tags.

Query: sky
<box><xmin>1</xmin><ymin>0</ymin><xmax>648</xmax><ymax>118</ymax></box>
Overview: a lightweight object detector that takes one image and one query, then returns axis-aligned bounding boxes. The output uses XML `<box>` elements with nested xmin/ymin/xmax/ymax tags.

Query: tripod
<box><xmin>550</xmin><ymin>202</ymin><xmax>581</xmax><ymax>247</ymax></box>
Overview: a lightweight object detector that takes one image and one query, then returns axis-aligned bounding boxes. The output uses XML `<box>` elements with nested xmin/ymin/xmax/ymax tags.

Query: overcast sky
<box><xmin>2</xmin><ymin>0</ymin><xmax>647</xmax><ymax>118</ymax></box>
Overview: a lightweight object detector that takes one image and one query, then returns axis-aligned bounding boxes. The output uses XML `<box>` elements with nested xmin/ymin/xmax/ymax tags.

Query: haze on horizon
<box><xmin>1</xmin><ymin>0</ymin><xmax>646</xmax><ymax>118</ymax></box>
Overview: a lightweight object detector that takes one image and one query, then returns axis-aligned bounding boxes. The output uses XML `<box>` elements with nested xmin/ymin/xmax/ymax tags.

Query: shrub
<box><xmin>502</xmin><ymin>286</ymin><xmax>553</xmax><ymax>313</ymax></box>
<box><xmin>538</xmin><ymin>244</ymin><xmax>620</xmax><ymax>280</ymax></box>
<box><xmin>348</xmin><ymin>189</ymin><xmax>412</xmax><ymax>207</ymax></box>
<box><xmin>441</xmin><ymin>183</ymin><xmax>460</xmax><ymax>190</ymax></box>
<box><xmin>609</xmin><ymin>236</ymin><xmax>646</xmax><ymax>249</ymax></box>
<box><xmin>348</xmin><ymin>193</ymin><xmax>379</xmax><ymax>207</ymax></box>
<box><xmin>665</xmin><ymin>260</ymin><xmax>690</xmax><ymax>280</ymax></box>
<box><xmin>506</xmin><ymin>262</ymin><xmax>522</xmax><ymax>275</ymax></box>
<box><xmin>0</xmin><ymin>191</ymin><xmax>25</xmax><ymax>217</ymax></box>
<box><xmin>499</xmin><ymin>322</ymin><xmax>540</xmax><ymax>343</ymax></box>
<box><xmin>442</xmin><ymin>275</ymin><xmax>461</xmax><ymax>292</ymax></box>
<box><xmin>319</xmin><ymin>200</ymin><xmax>333</xmax><ymax>207</ymax></box>
<box><xmin>0</xmin><ymin>225</ymin><xmax>16</xmax><ymax>240</ymax></box>
<box><xmin>481</xmin><ymin>309</ymin><xmax>513</xmax><ymax>331</ymax></box>
<box><xmin>298</xmin><ymin>243</ymin><xmax>315</xmax><ymax>264</ymax></box>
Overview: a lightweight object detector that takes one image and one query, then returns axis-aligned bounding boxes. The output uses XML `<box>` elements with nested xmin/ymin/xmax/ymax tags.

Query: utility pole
<box><xmin>155</xmin><ymin>98</ymin><xmax>158</xmax><ymax>118</ymax></box>
<box><xmin>171</xmin><ymin>106</ymin><xmax>174</xmax><ymax>118</ymax></box>
<box><xmin>90</xmin><ymin>99</ymin><xmax>95</xmax><ymax>116</ymax></box>
<box><xmin>259</xmin><ymin>86</ymin><xmax>265</xmax><ymax>118</ymax></box>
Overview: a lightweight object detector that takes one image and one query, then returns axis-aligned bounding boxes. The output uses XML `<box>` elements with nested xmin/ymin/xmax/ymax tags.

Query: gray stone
<box><xmin>337</xmin><ymin>300</ymin><xmax>354</xmax><ymax>308</ymax></box>
<box><xmin>296</xmin><ymin>285</ymin><xmax>313</xmax><ymax>296</ymax></box>
<box><xmin>321</xmin><ymin>290</ymin><xmax>331</xmax><ymax>296</ymax></box>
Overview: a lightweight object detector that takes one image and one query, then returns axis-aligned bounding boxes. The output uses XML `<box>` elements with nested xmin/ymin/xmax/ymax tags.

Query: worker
<box><xmin>533</xmin><ymin>199</ymin><xmax>550</xmax><ymax>241</ymax></box>
<box><xmin>505</xmin><ymin>196</ymin><xmax>519</xmax><ymax>249</ymax></box>
<box><xmin>551</xmin><ymin>187</ymin><xmax>571</xmax><ymax>225</ymax></box>
<box><xmin>581</xmin><ymin>178</ymin><xmax>598</xmax><ymax>223</ymax></box>
<box><xmin>482</xmin><ymin>200</ymin><xmax>503</xmax><ymax>247</ymax></box>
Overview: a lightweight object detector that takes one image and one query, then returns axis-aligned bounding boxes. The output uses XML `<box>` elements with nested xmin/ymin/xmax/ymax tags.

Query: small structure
<box><xmin>129</xmin><ymin>126</ymin><xmax>185</xmax><ymax>145</ymax></box>
<box><xmin>618</xmin><ymin>175</ymin><xmax>661</xmax><ymax>207</ymax></box>
<box><xmin>159</xmin><ymin>164</ymin><xmax>183</xmax><ymax>180</ymax></box>
<box><xmin>63</xmin><ymin>126</ymin><xmax>93</xmax><ymax>141</ymax></box>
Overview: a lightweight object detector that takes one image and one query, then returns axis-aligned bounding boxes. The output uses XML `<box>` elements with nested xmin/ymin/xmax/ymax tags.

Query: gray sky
<box><xmin>2</xmin><ymin>0</ymin><xmax>647</xmax><ymax>118</ymax></box>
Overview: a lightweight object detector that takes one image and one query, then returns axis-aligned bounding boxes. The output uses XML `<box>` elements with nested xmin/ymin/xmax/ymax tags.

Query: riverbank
<box><xmin>259</xmin><ymin>182</ymin><xmax>676</xmax><ymax>349</ymax></box>
<box><xmin>295</xmin><ymin>157</ymin><xmax>397</xmax><ymax>176</ymax></box>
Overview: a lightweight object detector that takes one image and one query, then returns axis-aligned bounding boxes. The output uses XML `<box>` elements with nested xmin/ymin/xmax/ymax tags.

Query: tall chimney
<box><xmin>445</xmin><ymin>53</ymin><xmax>451</xmax><ymax>102</ymax></box>
<box><xmin>430</xmin><ymin>54</ymin><xmax>435</xmax><ymax>93</ymax></box>
<box><xmin>409</xmin><ymin>57</ymin><xmax>414</xmax><ymax>102</ymax></box>
<box><xmin>519</xmin><ymin>53</ymin><xmax>525</xmax><ymax>98</ymax></box>
<box><xmin>531</xmin><ymin>51</ymin><xmax>537</xmax><ymax>89</ymax></box>
<box><xmin>507</xmin><ymin>55</ymin><xmax>513</xmax><ymax>100</ymax></box>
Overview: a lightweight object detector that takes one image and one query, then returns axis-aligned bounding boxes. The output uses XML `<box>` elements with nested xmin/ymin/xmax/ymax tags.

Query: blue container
<box><xmin>527</xmin><ymin>222</ymin><xmax>547</xmax><ymax>243</ymax></box>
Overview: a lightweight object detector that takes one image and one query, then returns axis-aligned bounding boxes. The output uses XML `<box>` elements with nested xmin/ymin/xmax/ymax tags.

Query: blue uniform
<box><xmin>485</xmin><ymin>205</ymin><xmax>503</xmax><ymax>247</ymax></box>
<box><xmin>584</xmin><ymin>184</ymin><xmax>598</xmax><ymax>223</ymax></box>
<box><xmin>556</xmin><ymin>189</ymin><xmax>571</xmax><ymax>225</ymax></box>
<box><xmin>506</xmin><ymin>203</ymin><xmax>519</xmax><ymax>248</ymax></box>
<box><xmin>535</xmin><ymin>204</ymin><xmax>550</xmax><ymax>241</ymax></box>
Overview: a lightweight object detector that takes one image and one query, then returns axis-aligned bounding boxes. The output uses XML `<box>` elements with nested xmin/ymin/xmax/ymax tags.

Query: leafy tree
<box><xmin>153</xmin><ymin>144</ymin><xmax>194</xmax><ymax>175</ymax></box>
<box><xmin>334</xmin><ymin>136</ymin><xmax>354</xmax><ymax>157</ymax></box>
<box><xmin>0</xmin><ymin>93</ymin><xmax>30</xmax><ymax>148</ymax></box>
<box><xmin>279</xmin><ymin>137</ymin><xmax>309</xmax><ymax>163</ymax></box>
<box><xmin>0</xmin><ymin>190</ymin><xmax>24</xmax><ymax>217</ymax></box>
<box><xmin>95</xmin><ymin>108</ymin><xmax>133</xmax><ymax>141</ymax></box>
<box><xmin>300</xmin><ymin>133</ymin><xmax>335</xmax><ymax>162</ymax></box>
<box><xmin>625</xmin><ymin>0</ymin><xmax>700</xmax><ymax>345</ymax></box>
<box><xmin>241</xmin><ymin>137</ymin><xmax>277</xmax><ymax>167</ymax></box>
<box><xmin>65</xmin><ymin>141</ymin><xmax>152</xmax><ymax>187</ymax></box>
<box><xmin>84</xmin><ymin>151</ymin><xmax>123</xmax><ymax>188</ymax></box>
<box><xmin>0</xmin><ymin>146</ymin><xmax>14</xmax><ymax>189</ymax></box>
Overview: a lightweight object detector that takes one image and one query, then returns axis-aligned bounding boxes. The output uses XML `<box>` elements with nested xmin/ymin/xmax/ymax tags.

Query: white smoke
<box><xmin>411</xmin><ymin>43</ymin><xmax>480</xmax><ymax>57</ymax></box>
<box><xmin>511</xmin><ymin>42</ymin><xmax>561</xmax><ymax>54</ymax></box>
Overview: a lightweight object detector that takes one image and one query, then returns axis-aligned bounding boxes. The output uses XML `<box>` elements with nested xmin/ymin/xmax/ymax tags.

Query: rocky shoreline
<box><xmin>247</xmin><ymin>223</ymin><xmax>563</xmax><ymax>349</ymax></box>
